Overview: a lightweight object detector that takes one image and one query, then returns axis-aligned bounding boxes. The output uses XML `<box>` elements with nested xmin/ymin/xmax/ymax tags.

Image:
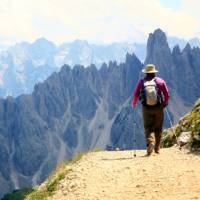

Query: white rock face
<box><xmin>0</xmin><ymin>39</ymin><xmax>141</xmax><ymax>97</ymax></box>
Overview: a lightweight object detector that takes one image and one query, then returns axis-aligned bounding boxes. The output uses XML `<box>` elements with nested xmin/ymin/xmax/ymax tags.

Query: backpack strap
<box><xmin>139</xmin><ymin>79</ymin><xmax>145</xmax><ymax>102</ymax></box>
<box><xmin>154</xmin><ymin>77</ymin><xmax>164</xmax><ymax>104</ymax></box>
<box><xmin>141</xmin><ymin>78</ymin><xmax>144</xmax><ymax>89</ymax></box>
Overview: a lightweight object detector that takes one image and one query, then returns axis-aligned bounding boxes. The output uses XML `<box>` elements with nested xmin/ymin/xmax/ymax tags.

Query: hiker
<box><xmin>132</xmin><ymin>64</ymin><xmax>170</xmax><ymax>155</ymax></box>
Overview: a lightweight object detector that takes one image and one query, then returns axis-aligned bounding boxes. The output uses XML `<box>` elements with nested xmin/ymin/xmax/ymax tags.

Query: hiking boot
<box><xmin>154</xmin><ymin>145</ymin><xmax>160</xmax><ymax>154</ymax></box>
<box><xmin>147</xmin><ymin>143</ymin><xmax>154</xmax><ymax>155</ymax></box>
<box><xmin>155</xmin><ymin>150</ymin><xmax>160</xmax><ymax>154</ymax></box>
<box><xmin>145</xmin><ymin>152</ymin><xmax>152</xmax><ymax>156</ymax></box>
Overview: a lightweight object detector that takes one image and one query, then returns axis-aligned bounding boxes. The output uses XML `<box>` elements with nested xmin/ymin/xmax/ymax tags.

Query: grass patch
<box><xmin>162</xmin><ymin>125</ymin><xmax>181</xmax><ymax>148</ymax></box>
<box><xmin>45</xmin><ymin>171</ymin><xmax>67</xmax><ymax>195</ymax></box>
<box><xmin>25</xmin><ymin>152</ymin><xmax>86</xmax><ymax>200</ymax></box>
<box><xmin>4</xmin><ymin>150</ymin><xmax>99</xmax><ymax>200</ymax></box>
<box><xmin>25</xmin><ymin>161</ymin><xmax>72</xmax><ymax>200</ymax></box>
<box><xmin>22</xmin><ymin>149</ymin><xmax>101</xmax><ymax>200</ymax></box>
<box><xmin>71</xmin><ymin>152</ymin><xmax>85</xmax><ymax>163</ymax></box>
<box><xmin>25</xmin><ymin>190</ymin><xmax>48</xmax><ymax>200</ymax></box>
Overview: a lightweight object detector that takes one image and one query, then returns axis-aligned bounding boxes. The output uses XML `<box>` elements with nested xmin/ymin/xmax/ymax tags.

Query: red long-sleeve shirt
<box><xmin>132</xmin><ymin>76</ymin><xmax>170</xmax><ymax>107</ymax></box>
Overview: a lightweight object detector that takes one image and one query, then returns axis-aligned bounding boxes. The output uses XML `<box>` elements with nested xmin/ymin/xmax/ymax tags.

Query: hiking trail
<box><xmin>48</xmin><ymin>147</ymin><xmax>200</xmax><ymax>200</ymax></box>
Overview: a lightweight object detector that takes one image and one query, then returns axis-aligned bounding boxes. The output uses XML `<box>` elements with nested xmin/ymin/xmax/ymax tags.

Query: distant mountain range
<box><xmin>0</xmin><ymin>28</ymin><xmax>200</xmax><ymax>198</ymax></box>
<box><xmin>168</xmin><ymin>36</ymin><xmax>200</xmax><ymax>50</ymax></box>
<box><xmin>0</xmin><ymin>35</ymin><xmax>199</xmax><ymax>97</ymax></box>
<box><xmin>0</xmin><ymin>39</ymin><xmax>139</xmax><ymax>97</ymax></box>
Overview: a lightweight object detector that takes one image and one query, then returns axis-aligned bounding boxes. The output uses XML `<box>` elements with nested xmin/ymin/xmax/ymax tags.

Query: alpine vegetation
<box><xmin>162</xmin><ymin>98</ymin><xmax>200</xmax><ymax>150</ymax></box>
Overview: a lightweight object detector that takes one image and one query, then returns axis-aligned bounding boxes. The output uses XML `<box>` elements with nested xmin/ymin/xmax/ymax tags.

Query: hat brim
<box><xmin>142</xmin><ymin>69</ymin><xmax>158</xmax><ymax>73</ymax></box>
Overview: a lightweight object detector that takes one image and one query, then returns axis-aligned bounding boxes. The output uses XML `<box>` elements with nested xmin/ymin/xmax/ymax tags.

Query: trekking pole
<box><xmin>165</xmin><ymin>108</ymin><xmax>181</xmax><ymax>150</ymax></box>
<box><xmin>132</xmin><ymin>69</ymin><xmax>142</xmax><ymax>157</ymax></box>
<box><xmin>133</xmin><ymin>108</ymin><xmax>137</xmax><ymax>157</ymax></box>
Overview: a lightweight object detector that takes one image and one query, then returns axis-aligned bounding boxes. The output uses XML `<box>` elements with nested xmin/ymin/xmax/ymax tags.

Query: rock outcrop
<box><xmin>162</xmin><ymin>99</ymin><xmax>200</xmax><ymax>150</ymax></box>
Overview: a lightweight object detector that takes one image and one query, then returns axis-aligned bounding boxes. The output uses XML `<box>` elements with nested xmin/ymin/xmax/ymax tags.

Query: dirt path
<box><xmin>49</xmin><ymin>147</ymin><xmax>200</xmax><ymax>200</ymax></box>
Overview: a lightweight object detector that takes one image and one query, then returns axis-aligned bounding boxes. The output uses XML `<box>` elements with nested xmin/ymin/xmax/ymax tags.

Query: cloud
<box><xmin>182</xmin><ymin>0</ymin><xmax>200</xmax><ymax>18</ymax></box>
<box><xmin>115</xmin><ymin>0</ymin><xmax>199</xmax><ymax>39</ymax></box>
<box><xmin>0</xmin><ymin>0</ymin><xmax>199</xmax><ymax>45</ymax></box>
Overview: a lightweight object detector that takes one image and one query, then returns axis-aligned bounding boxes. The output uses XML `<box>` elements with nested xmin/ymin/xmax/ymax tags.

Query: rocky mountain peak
<box><xmin>30</xmin><ymin>38</ymin><xmax>56</xmax><ymax>59</ymax></box>
<box><xmin>189</xmin><ymin>37</ymin><xmax>200</xmax><ymax>47</ymax></box>
<box><xmin>152</xmin><ymin>28</ymin><xmax>167</xmax><ymax>39</ymax></box>
<box><xmin>148</xmin><ymin>29</ymin><xmax>168</xmax><ymax>47</ymax></box>
<box><xmin>182</xmin><ymin>43</ymin><xmax>192</xmax><ymax>54</ymax></box>
<box><xmin>125</xmin><ymin>52</ymin><xmax>139</xmax><ymax>63</ymax></box>
<box><xmin>145</xmin><ymin>28</ymin><xmax>174</xmax><ymax>81</ymax></box>
<box><xmin>72</xmin><ymin>39</ymin><xmax>89</xmax><ymax>46</ymax></box>
<box><xmin>33</xmin><ymin>37</ymin><xmax>55</xmax><ymax>46</ymax></box>
<box><xmin>145</xmin><ymin>29</ymin><xmax>171</xmax><ymax>63</ymax></box>
<box><xmin>172</xmin><ymin>45</ymin><xmax>181</xmax><ymax>56</ymax></box>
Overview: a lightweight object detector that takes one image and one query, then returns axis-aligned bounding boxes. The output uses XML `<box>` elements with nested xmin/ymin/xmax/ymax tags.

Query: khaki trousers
<box><xmin>142</xmin><ymin>104</ymin><xmax>164</xmax><ymax>153</ymax></box>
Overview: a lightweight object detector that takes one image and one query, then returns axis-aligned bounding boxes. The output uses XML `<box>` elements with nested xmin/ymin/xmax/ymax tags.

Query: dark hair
<box><xmin>146</xmin><ymin>73</ymin><xmax>156</xmax><ymax>77</ymax></box>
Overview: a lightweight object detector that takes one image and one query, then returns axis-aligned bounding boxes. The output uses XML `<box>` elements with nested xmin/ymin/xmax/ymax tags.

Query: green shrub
<box><xmin>45</xmin><ymin>171</ymin><xmax>68</xmax><ymax>196</ymax></box>
<box><xmin>162</xmin><ymin>99</ymin><xmax>200</xmax><ymax>150</ymax></box>
<box><xmin>1</xmin><ymin>188</ymin><xmax>33</xmax><ymax>200</ymax></box>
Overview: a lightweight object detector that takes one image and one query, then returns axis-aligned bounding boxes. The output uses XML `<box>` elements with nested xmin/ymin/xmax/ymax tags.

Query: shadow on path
<box><xmin>101</xmin><ymin>155</ymin><xmax>150</xmax><ymax>161</ymax></box>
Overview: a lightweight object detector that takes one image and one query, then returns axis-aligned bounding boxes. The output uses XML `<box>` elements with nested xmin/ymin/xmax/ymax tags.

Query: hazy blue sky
<box><xmin>0</xmin><ymin>0</ymin><xmax>199</xmax><ymax>46</ymax></box>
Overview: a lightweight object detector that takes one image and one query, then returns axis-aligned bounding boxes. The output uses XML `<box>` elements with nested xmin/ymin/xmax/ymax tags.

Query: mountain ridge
<box><xmin>0</xmin><ymin>33</ymin><xmax>200</xmax><ymax>97</ymax></box>
<box><xmin>0</xmin><ymin>40</ymin><xmax>138</xmax><ymax>97</ymax></box>
<box><xmin>0</xmin><ymin>52</ymin><xmax>144</xmax><ymax>198</ymax></box>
